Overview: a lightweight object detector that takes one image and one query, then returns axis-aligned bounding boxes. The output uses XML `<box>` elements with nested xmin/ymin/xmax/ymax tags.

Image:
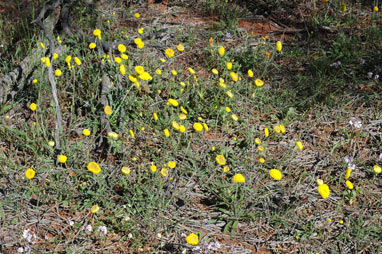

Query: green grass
<box><xmin>1</xmin><ymin>0</ymin><xmax>382</xmax><ymax>253</ymax></box>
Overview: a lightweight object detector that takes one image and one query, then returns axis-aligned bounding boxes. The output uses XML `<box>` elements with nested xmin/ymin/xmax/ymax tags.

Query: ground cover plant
<box><xmin>0</xmin><ymin>0</ymin><xmax>382</xmax><ymax>253</ymax></box>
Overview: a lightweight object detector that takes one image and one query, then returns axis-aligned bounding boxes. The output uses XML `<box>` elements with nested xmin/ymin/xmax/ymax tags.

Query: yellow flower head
<box><xmin>230</xmin><ymin>72</ymin><xmax>238</xmax><ymax>82</ymax></box>
<box><xmin>374</xmin><ymin>6</ymin><xmax>379</xmax><ymax>12</ymax></box>
<box><xmin>255</xmin><ymin>79</ymin><xmax>264</xmax><ymax>87</ymax></box>
<box><xmin>107</xmin><ymin>131</ymin><xmax>119</xmax><ymax>140</ymax></box>
<box><xmin>155</xmin><ymin>69</ymin><xmax>162</xmax><ymax>75</ymax></box>
<box><xmin>233</xmin><ymin>173</ymin><xmax>245</xmax><ymax>183</ymax></box>
<box><xmin>55</xmin><ymin>69</ymin><xmax>62</xmax><ymax>77</ymax></box>
<box><xmin>318</xmin><ymin>183</ymin><xmax>330</xmax><ymax>199</ymax></box>
<box><xmin>264</xmin><ymin>128</ymin><xmax>269</xmax><ymax>137</ymax></box>
<box><xmin>150</xmin><ymin>163</ymin><xmax>157</xmax><ymax>172</ymax></box>
<box><xmin>345</xmin><ymin>168</ymin><xmax>351</xmax><ymax>179</ymax></box>
<box><xmin>168</xmin><ymin>99</ymin><xmax>179</xmax><ymax>107</ymax></box>
<box><xmin>121</xmin><ymin>54</ymin><xmax>129</xmax><ymax>60</ymax></box>
<box><xmin>279</xmin><ymin>124</ymin><xmax>286</xmax><ymax>133</ymax></box>
<box><xmin>87</xmin><ymin>161</ymin><xmax>101</xmax><ymax>174</ymax></box>
<box><xmin>74</xmin><ymin>57</ymin><xmax>81</xmax><ymax>66</ymax></box>
<box><xmin>203</xmin><ymin>123</ymin><xmax>209</xmax><ymax>131</ymax></box>
<box><xmin>276</xmin><ymin>41</ymin><xmax>282</xmax><ymax>52</ymax></box>
<box><xmin>273</xmin><ymin>125</ymin><xmax>281</xmax><ymax>133</ymax></box>
<box><xmin>231</xmin><ymin>114</ymin><xmax>238</xmax><ymax>121</ymax></box>
<box><xmin>114</xmin><ymin>57</ymin><xmax>122</xmax><ymax>63</ymax></box>
<box><xmin>171</xmin><ymin>69</ymin><xmax>177</xmax><ymax>76</ymax></box>
<box><xmin>218</xmin><ymin>46</ymin><xmax>225</xmax><ymax>56</ymax></box>
<box><xmin>164</xmin><ymin>129</ymin><xmax>170</xmax><ymax>137</ymax></box>
<box><xmin>373</xmin><ymin>165</ymin><xmax>381</xmax><ymax>174</ymax></box>
<box><xmin>25</xmin><ymin>168</ymin><xmax>36</xmax><ymax>179</ymax></box>
<box><xmin>168</xmin><ymin>161</ymin><xmax>176</xmax><ymax>168</ymax></box>
<box><xmin>177</xmin><ymin>44</ymin><xmax>185</xmax><ymax>52</ymax></box>
<box><xmin>269</xmin><ymin>169</ymin><xmax>282</xmax><ymax>180</ymax></box>
<box><xmin>139</xmin><ymin>72</ymin><xmax>153</xmax><ymax>81</ymax></box>
<box><xmin>39</xmin><ymin>41</ymin><xmax>45</xmax><ymax>49</ymax></box>
<box><xmin>104</xmin><ymin>105</ymin><xmax>113</xmax><ymax>115</ymax></box>
<box><xmin>129</xmin><ymin>75</ymin><xmax>137</xmax><ymax>83</ymax></box>
<box><xmin>216</xmin><ymin>155</ymin><xmax>226</xmax><ymax>166</ymax></box>
<box><xmin>129</xmin><ymin>129</ymin><xmax>135</xmax><ymax>138</ymax></box>
<box><xmin>180</xmin><ymin>106</ymin><xmax>188</xmax><ymax>114</ymax></box>
<box><xmin>121</xmin><ymin>166</ymin><xmax>131</xmax><ymax>175</ymax></box>
<box><xmin>53</xmin><ymin>53</ymin><xmax>59</xmax><ymax>59</ymax></box>
<box><xmin>212</xmin><ymin>68</ymin><xmax>219</xmax><ymax>75</ymax></box>
<box><xmin>93</xmin><ymin>29</ymin><xmax>101</xmax><ymax>39</ymax></box>
<box><xmin>259</xmin><ymin>157</ymin><xmax>265</xmax><ymax>163</ymax></box>
<box><xmin>33</xmin><ymin>79</ymin><xmax>38</xmax><ymax>84</ymax></box>
<box><xmin>118</xmin><ymin>44</ymin><xmax>126</xmax><ymax>53</ymax></box>
<box><xmin>186</xmin><ymin>233</ymin><xmax>199</xmax><ymax>245</ymax></box>
<box><xmin>134</xmin><ymin>12</ymin><xmax>140</xmax><ymax>18</ymax></box>
<box><xmin>138</xmin><ymin>27</ymin><xmax>144</xmax><ymax>34</ymax></box>
<box><xmin>134</xmin><ymin>38</ymin><xmax>143</xmax><ymax>45</ymax></box>
<box><xmin>254</xmin><ymin>138</ymin><xmax>261</xmax><ymax>144</ymax></box>
<box><xmin>248</xmin><ymin>69</ymin><xmax>254</xmax><ymax>77</ymax></box>
<box><xmin>30</xmin><ymin>103</ymin><xmax>37</xmax><ymax>111</ymax></box>
<box><xmin>345</xmin><ymin>180</ymin><xmax>354</xmax><ymax>190</ymax></box>
<box><xmin>48</xmin><ymin>141</ymin><xmax>55</xmax><ymax>147</ymax></box>
<box><xmin>89</xmin><ymin>42</ymin><xmax>96</xmax><ymax>49</ymax></box>
<box><xmin>58</xmin><ymin>155</ymin><xmax>67</xmax><ymax>163</ymax></box>
<box><xmin>160</xmin><ymin>167</ymin><xmax>168</xmax><ymax>176</ymax></box>
<box><xmin>188</xmin><ymin>67</ymin><xmax>195</xmax><ymax>74</ymax></box>
<box><xmin>193</xmin><ymin>122</ymin><xmax>203</xmax><ymax>132</ymax></box>
<box><xmin>83</xmin><ymin>129</ymin><xmax>91</xmax><ymax>136</ymax></box>
<box><xmin>226</xmin><ymin>62</ymin><xmax>232</xmax><ymax>70</ymax></box>
<box><xmin>135</xmin><ymin>66</ymin><xmax>144</xmax><ymax>74</ymax></box>
<box><xmin>91</xmin><ymin>205</ymin><xmax>100</xmax><ymax>213</ymax></box>
<box><xmin>165</xmin><ymin>48</ymin><xmax>175</xmax><ymax>58</ymax></box>
<box><xmin>296</xmin><ymin>141</ymin><xmax>303</xmax><ymax>150</ymax></box>
<box><xmin>153</xmin><ymin>112</ymin><xmax>158</xmax><ymax>121</ymax></box>
<box><xmin>172</xmin><ymin>121</ymin><xmax>180</xmax><ymax>130</ymax></box>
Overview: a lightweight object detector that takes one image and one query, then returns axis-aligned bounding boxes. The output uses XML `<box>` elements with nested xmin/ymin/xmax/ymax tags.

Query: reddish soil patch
<box><xmin>238</xmin><ymin>19</ymin><xmax>292</xmax><ymax>39</ymax></box>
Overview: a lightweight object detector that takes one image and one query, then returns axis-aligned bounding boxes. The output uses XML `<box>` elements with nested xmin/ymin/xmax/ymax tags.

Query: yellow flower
<box><xmin>129</xmin><ymin>129</ymin><xmax>135</xmax><ymax>138</ymax></box>
<box><xmin>373</xmin><ymin>165</ymin><xmax>381</xmax><ymax>174</ymax></box>
<box><xmin>139</xmin><ymin>72</ymin><xmax>153</xmax><ymax>81</ymax></box>
<box><xmin>342</xmin><ymin>2</ymin><xmax>346</xmax><ymax>12</ymax></box>
<box><xmin>374</xmin><ymin>6</ymin><xmax>379</xmax><ymax>12</ymax></box>
<box><xmin>53</xmin><ymin>53</ymin><xmax>59</xmax><ymax>59</ymax></box>
<box><xmin>248</xmin><ymin>69</ymin><xmax>254</xmax><ymax>77</ymax></box>
<box><xmin>155</xmin><ymin>69</ymin><xmax>162</xmax><ymax>75</ymax></box>
<box><xmin>212</xmin><ymin>68</ymin><xmax>219</xmax><ymax>75</ymax></box>
<box><xmin>226</xmin><ymin>90</ymin><xmax>233</xmax><ymax>98</ymax></box>
<box><xmin>83</xmin><ymin>129</ymin><xmax>91</xmax><ymax>136</ymax></box>
<box><xmin>104</xmin><ymin>105</ymin><xmax>113</xmax><ymax>115</ymax></box>
<box><xmin>193</xmin><ymin>122</ymin><xmax>203</xmax><ymax>131</ymax></box>
<box><xmin>165</xmin><ymin>48</ymin><xmax>175</xmax><ymax>58</ymax></box>
<box><xmin>134</xmin><ymin>12</ymin><xmax>140</xmax><ymax>18</ymax></box>
<box><xmin>138</xmin><ymin>27</ymin><xmax>144</xmax><ymax>34</ymax></box>
<box><xmin>218</xmin><ymin>46</ymin><xmax>225</xmax><ymax>56</ymax></box>
<box><xmin>276</xmin><ymin>41</ymin><xmax>282</xmax><ymax>52</ymax></box>
<box><xmin>188</xmin><ymin>67</ymin><xmax>195</xmax><ymax>74</ymax></box>
<box><xmin>269</xmin><ymin>169</ymin><xmax>282</xmax><ymax>180</ymax></box>
<box><xmin>180</xmin><ymin>106</ymin><xmax>188</xmax><ymax>114</ymax></box>
<box><xmin>230</xmin><ymin>72</ymin><xmax>238</xmax><ymax>81</ymax></box>
<box><xmin>345</xmin><ymin>168</ymin><xmax>351</xmax><ymax>179</ymax></box>
<box><xmin>118</xmin><ymin>44</ymin><xmax>126</xmax><ymax>53</ymax></box>
<box><xmin>33</xmin><ymin>79</ymin><xmax>38</xmax><ymax>84</ymax></box>
<box><xmin>48</xmin><ymin>141</ymin><xmax>55</xmax><ymax>147</ymax></box>
<box><xmin>87</xmin><ymin>161</ymin><xmax>101</xmax><ymax>174</ymax></box>
<box><xmin>135</xmin><ymin>66</ymin><xmax>144</xmax><ymax>75</ymax></box>
<box><xmin>160</xmin><ymin>167</ymin><xmax>168</xmax><ymax>176</ymax></box>
<box><xmin>259</xmin><ymin>157</ymin><xmax>265</xmax><ymax>163</ymax></box>
<box><xmin>258</xmin><ymin>145</ymin><xmax>264</xmax><ymax>151</ymax></box>
<box><xmin>203</xmin><ymin>123</ymin><xmax>209</xmax><ymax>131</ymax></box>
<box><xmin>168</xmin><ymin>99</ymin><xmax>179</xmax><ymax>107</ymax></box>
<box><xmin>231</xmin><ymin>114</ymin><xmax>238</xmax><ymax>121</ymax></box>
<box><xmin>172</xmin><ymin>121</ymin><xmax>180</xmax><ymax>130</ymax></box>
<box><xmin>164</xmin><ymin>129</ymin><xmax>170</xmax><ymax>137</ymax></box>
<box><xmin>74</xmin><ymin>57</ymin><xmax>81</xmax><ymax>66</ymax></box>
<box><xmin>177</xmin><ymin>44</ymin><xmax>185</xmax><ymax>51</ymax></box>
<box><xmin>279</xmin><ymin>124</ymin><xmax>286</xmax><ymax>133</ymax></box>
<box><xmin>150</xmin><ymin>163</ymin><xmax>157</xmax><ymax>172</ymax></box>
<box><xmin>318</xmin><ymin>184</ymin><xmax>330</xmax><ymax>199</ymax></box>
<box><xmin>255</xmin><ymin>79</ymin><xmax>264</xmax><ymax>87</ymax></box>
<box><xmin>186</xmin><ymin>233</ymin><xmax>199</xmax><ymax>245</ymax></box>
<box><xmin>114</xmin><ymin>57</ymin><xmax>122</xmax><ymax>63</ymax></box>
<box><xmin>171</xmin><ymin>69</ymin><xmax>177</xmax><ymax>76</ymax></box>
<box><xmin>25</xmin><ymin>168</ymin><xmax>35</xmax><ymax>179</ymax></box>
<box><xmin>39</xmin><ymin>41</ymin><xmax>45</xmax><ymax>49</ymax></box>
<box><xmin>30</xmin><ymin>103</ymin><xmax>37</xmax><ymax>111</ymax></box>
<box><xmin>168</xmin><ymin>161</ymin><xmax>176</xmax><ymax>168</ymax></box>
<box><xmin>121</xmin><ymin>166</ymin><xmax>131</xmax><ymax>175</ymax></box>
<box><xmin>89</xmin><ymin>42</ymin><xmax>96</xmax><ymax>49</ymax></box>
<box><xmin>91</xmin><ymin>205</ymin><xmax>100</xmax><ymax>213</ymax></box>
<box><xmin>121</xmin><ymin>54</ymin><xmax>128</xmax><ymax>60</ymax></box>
<box><xmin>129</xmin><ymin>75</ymin><xmax>137</xmax><ymax>83</ymax></box>
<box><xmin>93</xmin><ymin>29</ymin><xmax>101</xmax><ymax>39</ymax></box>
<box><xmin>345</xmin><ymin>180</ymin><xmax>354</xmax><ymax>190</ymax></box>
<box><xmin>224</xmin><ymin>107</ymin><xmax>231</xmax><ymax>113</ymax></box>
<box><xmin>296</xmin><ymin>141</ymin><xmax>303</xmax><ymax>150</ymax></box>
<box><xmin>179</xmin><ymin>125</ymin><xmax>186</xmax><ymax>133</ymax></box>
<box><xmin>339</xmin><ymin>220</ymin><xmax>344</xmax><ymax>224</ymax></box>
<box><xmin>45</xmin><ymin>57</ymin><xmax>51</xmax><ymax>67</ymax></box>
<box><xmin>55</xmin><ymin>69</ymin><xmax>62</xmax><ymax>77</ymax></box>
<box><xmin>226</xmin><ymin>62</ymin><xmax>232</xmax><ymax>70</ymax></box>
<box><xmin>273</xmin><ymin>125</ymin><xmax>281</xmax><ymax>133</ymax></box>
<box><xmin>233</xmin><ymin>173</ymin><xmax>245</xmax><ymax>183</ymax></box>
<box><xmin>254</xmin><ymin>138</ymin><xmax>261</xmax><ymax>144</ymax></box>
<box><xmin>58</xmin><ymin>155</ymin><xmax>67</xmax><ymax>163</ymax></box>
<box><xmin>153</xmin><ymin>112</ymin><xmax>158</xmax><ymax>121</ymax></box>
<box><xmin>264</xmin><ymin>128</ymin><xmax>269</xmax><ymax>137</ymax></box>
<box><xmin>107</xmin><ymin>131</ymin><xmax>119</xmax><ymax>139</ymax></box>
<box><xmin>134</xmin><ymin>38</ymin><xmax>143</xmax><ymax>45</ymax></box>
<box><xmin>317</xmin><ymin>179</ymin><xmax>324</xmax><ymax>185</ymax></box>
<box><xmin>216</xmin><ymin>155</ymin><xmax>226</xmax><ymax>166</ymax></box>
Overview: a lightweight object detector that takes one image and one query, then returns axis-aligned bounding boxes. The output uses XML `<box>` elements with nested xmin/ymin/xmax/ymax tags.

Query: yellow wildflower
<box><xmin>134</xmin><ymin>12</ymin><xmax>140</xmax><ymax>18</ymax></box>
<box><xmin>165</xmin><ymin>48</ymin><xmax>175</xmax><ymax>58</ymax></box>
<box><xmin>345</xmin><ymin>168</ymin><xmax>351</xmax><ymax>179</ymax></box>
<box><xmin>188</xmin><ymin>67</ymin><xmax>195</xmax><ymax>74</ymax></box>
<box><xmin>179</xmin><ymin>125</ymin><xmax>186</xmax><ymax>132</ymax></box>
<box><xmin>58</xmin><ymin>155</ymin><xmax>67</xmax><ymax>163</ymax></box>
<box><xmin>269</xmin><ymin>169</ymin><xmax>282</xmax><ymax>180</ymax></box>
<box><xmin>255</xmin><ymin>79</ymin><xmax>264</xmax><ymax>87</ymax></box>
<box><xmin>248</xmin><ymin>69</ymin><xmax>254</xmax><ymax>77</ymax></box>
<box><xmin>373</xmin><ymin>165</ymin><xmax>381</xmax><ymax>174</ymax></box>
<box><xmin>223</xmin><ymin>165</ymin><xmax>230</xmax><ymax>172</ymax></box>
<box><xmin>171</xmin><ymin>69</ymin><xmax>177</xmax><ymax>76</ymax></box>
<box><xmin>150</xmin><ymin>163</ymin><xmax>157</xmax><ymax>172</ymax></box>
<box><xmin>374</xmin><ymin>6</ymin><xmax>379</xmax><ymax>12</ymax></box>
<box><xmin>121</xmin><ymin>167</ymin><xmax>131</xmax><ymax>175</ymax></box>
<box><xmin>172</xmin><ymin>121</ymin><xmax>180</xmax><ymax>130</ymax></box>
<box><xmin>177</xmin><ymin>44</ymin><xmax>185</xmax><ymax>51</ymax></box>
<box><xmin>25</xmin><ymin>168</ymin><xmax>36</xmax><ymax>179</ymax></box>
<box><xmin>53</xmin><ymin>53</ymin><xmax>59</xmax><ymax>59</ymax></box>
<box><xmin>117</xmin><ymin>44</ymin><xmax>126</xmax><ymax>53</ymax></box>
<box><xmin>153</xmin><ymin>112</ymin><xmax>158</xmax><ymax>121</ymax></box>
<box><xmin>279</xmin><ymin>124</ymin><xmax>286</xmax><ymax>133</ymax></box>
<box><xmin>216</xmin><ymin>155</ymin><xmax>226</xmax><ymax>165</ymax></box>
<box><xmin>203</xmin><ymin>123</ymin><xmax>208</xmax><ymax>131</ymax></box>
<box><xmin>48</xmin><ymin>141</ymin><xmax>55</xmax><ymax>147</ymax></box>
<box><xmin>121</xmin><ymin>54</ymin><xmax>128</xmax><ymax>60</ymax></box>
<box><xmin>259</xmin><ymin>157</ymin><xmax>265</xmax><ymax>163</ymax></box>
<box><xmin>296</xmin><ymin>141</ymin><xmax>303</xmax><ymax>150</ymax></box>
<box><xmin>231</xmin><ymin>114</ymin><xmax>238</xmax><ymax>121</ymax></box>
<box><xmin>276</xmin><ymin>41</ymin><xmax>282</xmax><ymax>52</ymax></box>
<box><xmin>155</xmin><ymin>69</ymin><xmax>162</xmax><ymax>75</ymax></box>
<box><xmin>45</xmin><ymin>57</ymin><xmax>51</xmax><ymax>67</ymax></box>
<box><xmin>164</xmin><ymin>129</ymin><xmax>170</xmax><ymax>137</ymax></box>
<box><xmin>318</xmin><ymin>183</ymin><xmax>330</xmax><ymax>199</ymax></box>
<box><xmin>345</xmin><ymin>180</ymin><xmax>354</xmax><ymax>190</ymax></box>
<box><xmin>135</xmin><ymin>66</ymin><xmax>144</xmax><ymax>74</ymax></box>
<box><xmin>83</xmin><ymin>129</ymin><xmax>91</xmax><ymax>136</ymax></box>
<box><xmin>114</xmin><ymin>57</ymin><xmax>122</xmax><ymax>63</ymax></box>
<box><xmin>226</xmin><ymin>62</ymin><xmax>232</xmax><ymax>70</ymax></box>
<box><xmin>233</xmin><ymin>173</ymin><xmax>245</xmax><ymax>183</ymax></box>
<box><xmin>186</xmin><ymin>233</ymin><xmax>199</xmax><ymax>245</ymax></box>
<box><xmin>93</xmin><ymin>29</ymin><xmax>101</xmax><ymax>39</ymax></box>
<box><xmin>160</xmin><ymin>167</ymin><xmax>168</xmax><ymax>176</ymax></box>
<box><xmin>273</xmin><ymin>125</ymin><xmax>281</xmax><ymax>133</ymax></box>
<box><xmin>129</xmin><ymin>129</ymin><xmax>135</xmax><ymax>138</ymax></box>
<box><xmin>107</xmin><ymin>131</ymin><xmax>119</xmax><ymax>140</ymax></box>
<box><xmin>258</xmin><ymin>145</ymin><xmax>264</xmax><ymax>151</ymax></box>
<box><xmin>230</xmin><ymin>72</ymin><xmax>238</xmax><ymax>81</ymax></box>
<box><xmin>138</xmin><ymin>27</ymin><xmax>144</xmax><ymax>34</ymax></box>
<box><xmin>39</xmin><ymin>41</ymin><xmax>45</xmax><ymax>49</ymax></box>
<box><xmin>91</xmin><ymin>205</ymin><xmax>100</xmax><ymax>213</ymax></box>
<box><xmin>218</xmin><ymin>46</ymin><xmax>225</xmax><ymax>56</ymax></box>
<box><xmin>168</xmin><ymin>161</ymin><xmax>176</xmax><ymax>168</ymax></box>
<box><xmin>226</xmin><ymin>90</ymin><xmax>233</xmax><ymax>98</ymax></box>
<box><xmin>33</xmin><ymin>79</ymin><xmax>38</xmax><ymax>84</ymax></box>
<box><xmin>264</xmin><ymin>128</ymin><xmax>269</xmax><ymax>137</ymax></box>
<box><xmin>129</xmin><ymin>75</ymin><xmax>137</xmax><ymax>83</ymax></box>
<box><xmin>30</xmin><ymin>103</ymin><xmax>37</xmax><ymax>111</ymax></box>
<box><xmin>193</xmin><ymin>123</ymin><xmax>203</xmax><ymax>131</ymax></box>
<box><xmin>74</xmin><ymin>57</ymin><xmax>81</xmax><ymax>66</ymax></box>
<box><xmin>104</xmin><ymin>105</ymin><xmax>113</xmax><ymax>115</ymax></box>
<box><xmin>87</xmin><ymin>161</ymin><xmax>101</xmax><ymax>174</ymax></box>
<box><xmin>55</xmin><ymin>69</ymin><xmax>62</xmax><ymax>77</ymax></box>
<box><xmin>180</xmin><ymin>106</ymin><xmax>188</xmax><ymax>114</ymax></box>
<box><xmin>89</xmin><ymin>43</ymin><xmax>96</xmax><ymax>49</ymax></box>
<box><xmin>255</xmin><ymin>138</ymin><xmax>261</xmax><ymax>144</ymax></box>
<box><xmin>168</xmin><ymin>99</ymin><xmax>179</xmax><ymax>107</ymax></box>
